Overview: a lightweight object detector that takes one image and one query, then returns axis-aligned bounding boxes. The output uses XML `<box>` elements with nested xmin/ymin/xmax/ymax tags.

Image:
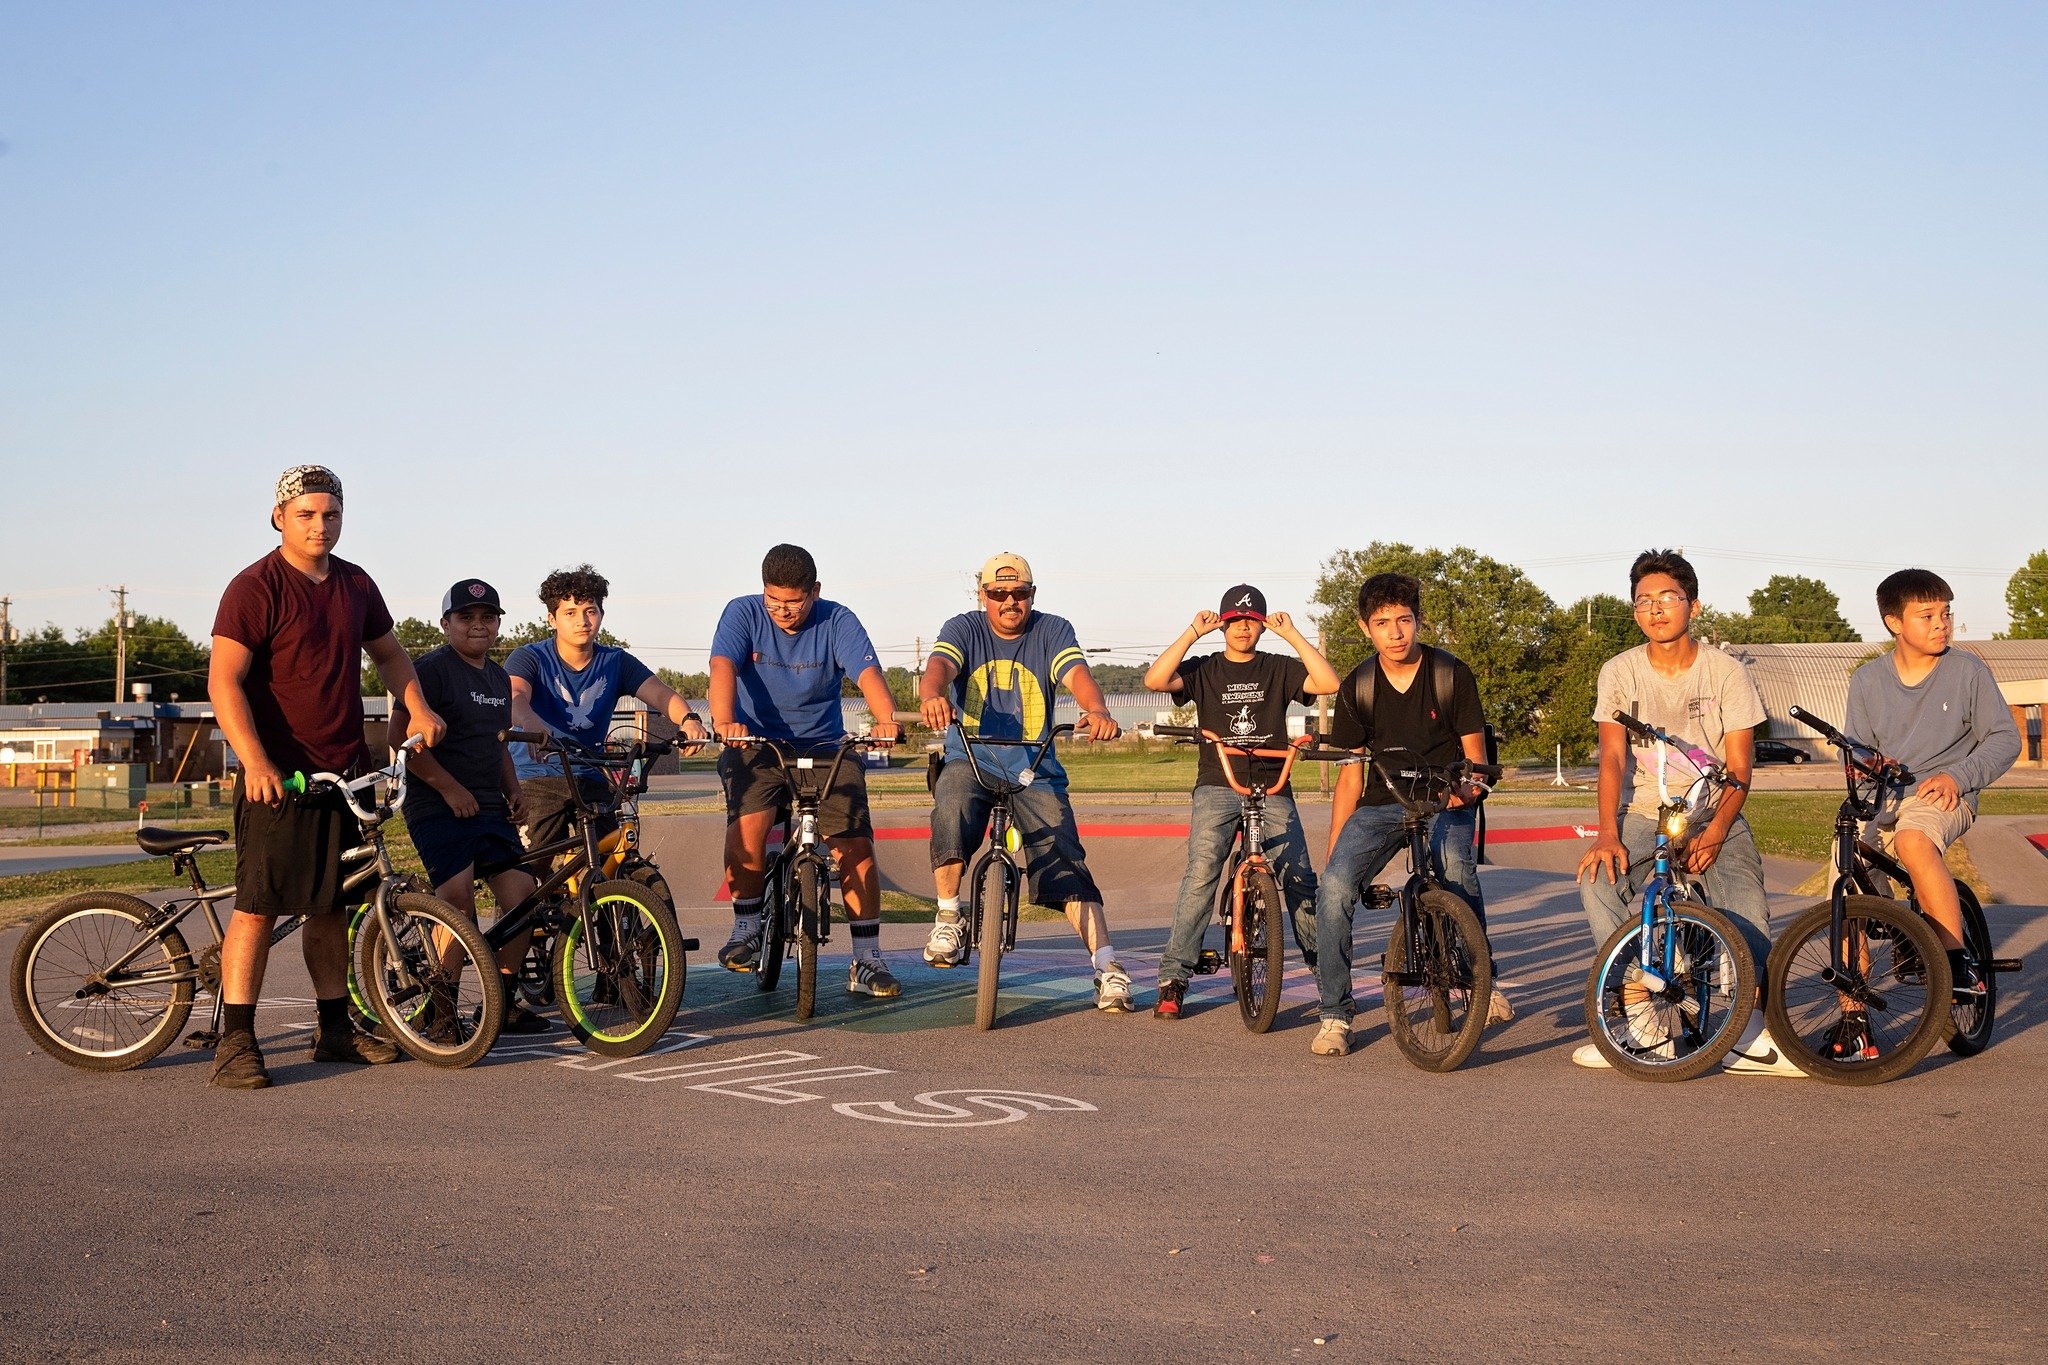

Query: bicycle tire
<box><xmin>553</xmin><ymin>879</ymin><xmax>686</xmax><ymax>1057</ymax></box>
<box><xmin>1581</xmin><ymin>901</ymin><xmax>1755</xmax><ymax>1081</ymax></box>
<box><xmin>1765</xmin><ymin>896</ymin><xmax>1949</xmax><ymax>1086</ymax></box>
<box><xmin>756</xmin><ymin>861</ymin><xmax>789</xmax><ymax>993</ymax></box>
<box><xmin>344</xmin><ymin>903</ymin><xmax>384</xmax><ymax>1028</ymax></box>
<box><xmin>794</xmin><ymin>856</ymin><xmax>826</xmax><ymax>1021</ymax></box>
<box><xmin>11</xmin><ymin>892</ymin><xmax>194</xmax><ymax>1071</ymax></box>
<box><xmin>354</xmin><ymin>893</ymin><xmax>503</xmax><ymax>1068</ymax></box>
<box><xmin>973</xmin><ymin>853</ymin><xmax>1013</xmax><ymax>1031</ymax></box>
<box><xmin>1382</xmin><ymin>888</ymin><xmax>1491</xmax><ymax>1073</ymax></box>
<box><xmin>1946</xmin><ymin>881</ymin><xmax>1995</xmax><ymax>1058</ymax></box>
<box><xmin>1231</xmin><ymin>864</ymin><xmax>1287</xmax><ymax>1034</ymax></box>
<box><xmin>624</xmin><ymin>857</ymin><xmax>676</xmax><ymax>916</ymax></box>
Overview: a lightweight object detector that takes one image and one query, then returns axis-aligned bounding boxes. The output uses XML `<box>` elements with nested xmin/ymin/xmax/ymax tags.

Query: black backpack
<box><xmin>1348</xmin><ymin>644</ymin><xmax>1498</xmax><ymax>766</ymax></box>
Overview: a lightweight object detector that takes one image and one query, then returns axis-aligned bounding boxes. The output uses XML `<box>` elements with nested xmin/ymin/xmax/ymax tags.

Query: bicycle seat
<box><xmin>136</xmin><ymin>827</ymin><xmax>229</xmax><ymax>856</ymax></box>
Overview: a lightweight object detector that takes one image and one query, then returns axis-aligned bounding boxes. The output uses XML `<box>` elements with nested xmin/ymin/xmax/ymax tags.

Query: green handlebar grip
<box><xmin>283</xmin><ymin>772</ymin><xmax>307</xmax><ymax>795</ymax></box>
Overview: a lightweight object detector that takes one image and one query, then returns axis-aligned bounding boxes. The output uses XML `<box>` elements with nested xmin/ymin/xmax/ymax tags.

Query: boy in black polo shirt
<box><xmin>1143</xmin><ymin>585</ymin><xmax>1340</xmax><ymax>1019</ymax></box>
<box><xmin>1304</xmin><ymin>572</ymin><xmax>1503</xmax><ymax>1057</ymax></box>
<box><xmin>392</xmin><ymin>579</ymin><xmax>550</xmax><ymax>1033</ymax></box>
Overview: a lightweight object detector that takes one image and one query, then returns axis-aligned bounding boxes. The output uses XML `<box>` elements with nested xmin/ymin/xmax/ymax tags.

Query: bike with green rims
<box><xmin>483</xmin><ymin>730</ymin><xmax>695</xmax><ymax>1056</ymax></box>
<box><xmin>13</xmin><ymin>740</ymin><xmax>497</xmax><ymax>1070</ymax></box>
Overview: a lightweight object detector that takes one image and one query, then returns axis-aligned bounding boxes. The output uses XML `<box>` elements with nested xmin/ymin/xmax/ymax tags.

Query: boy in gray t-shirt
<box><xmin>1843</xmin><ymin>569</ymin><xmax>2019</xmax><ymax>981</ymax></box>
<box><xmin>1574</xmin><ymin>550</ymin><xmax>1799</xmax><ymax>1075</ymax></box>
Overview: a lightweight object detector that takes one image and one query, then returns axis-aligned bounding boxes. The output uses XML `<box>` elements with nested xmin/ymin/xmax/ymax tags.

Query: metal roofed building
<box><xmin>1729</xmin><ymin>640</ymin><xmax>2048</xmax><ymax>766</ymax></box>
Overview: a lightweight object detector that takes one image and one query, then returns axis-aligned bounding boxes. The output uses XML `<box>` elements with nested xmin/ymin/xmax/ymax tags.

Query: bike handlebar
<box><xmin>1786</xmin><ymin>706</ymin><xmax>1912</xmax><ymax>787</ymax></box>
<box><xmin>295</xmin><ymin>734</ymin><xmax>423</xmax><ymax>825</ymax></box>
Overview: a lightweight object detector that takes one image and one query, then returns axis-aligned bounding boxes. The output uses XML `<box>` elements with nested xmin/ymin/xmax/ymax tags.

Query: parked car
<box><xmin>1755</xmin><ymin>739</ymin><xmax>1811</xmax><ymax>765</ymax></box>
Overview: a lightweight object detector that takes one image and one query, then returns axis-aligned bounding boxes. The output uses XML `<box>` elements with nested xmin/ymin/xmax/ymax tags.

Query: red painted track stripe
<box><xmin>1486</xmin><ymin>825</ymin><xmax>1594</xmax><ymax>844</ymax></box>
<box><xmin>2027</xmin><ymin>832</ymin><xmax>2048</xmax><ymax>853</ymax></box>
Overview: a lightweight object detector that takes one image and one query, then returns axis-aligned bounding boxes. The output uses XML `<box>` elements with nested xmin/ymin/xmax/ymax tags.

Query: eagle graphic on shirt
<box><xmin>556</xmin><ymin>677</ymin><xmax>609</xmax><ymax>731</ymax></box>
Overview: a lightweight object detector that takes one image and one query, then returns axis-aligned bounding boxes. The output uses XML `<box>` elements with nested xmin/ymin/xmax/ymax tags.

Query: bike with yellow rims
<box><xmin>489</xmin><ymin>730</ymin><xmax>695</xmax><ymax>1056</ymax></box>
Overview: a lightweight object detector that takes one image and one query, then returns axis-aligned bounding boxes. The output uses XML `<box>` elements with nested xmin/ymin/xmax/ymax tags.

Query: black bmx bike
<box><xmin>1763</xmin><ymin>706</ymin><xmax>2024</xmax><ymax>1084</ymax></box>
<box><xmin>1358</xmin><ymin>747</ymin><xmax>1502</xmax><ymax>1072</ymax></box>
<box><xmin>720</xmin><ymin>732</ymin><xmax>899</xmax><ymax>1020</ymax></box>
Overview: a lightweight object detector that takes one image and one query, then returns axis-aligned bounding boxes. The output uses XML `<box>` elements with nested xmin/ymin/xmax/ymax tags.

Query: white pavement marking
<box><xmin>833</xmin><ymin>1090</ymin><xmax>1099</xmax><ymax>1127</ymax></box>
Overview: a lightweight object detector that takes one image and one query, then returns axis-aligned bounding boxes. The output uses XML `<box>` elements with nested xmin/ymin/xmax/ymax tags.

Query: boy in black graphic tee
<box><xmin>393</xmin><ymin>579</ymin><xmax>550</xmax><ymax>1032</ymax></box>
<box><xmin>1142</xmin><ymin>585</ymin><xmax>1340</xmax><ymax>1020</ymax></box>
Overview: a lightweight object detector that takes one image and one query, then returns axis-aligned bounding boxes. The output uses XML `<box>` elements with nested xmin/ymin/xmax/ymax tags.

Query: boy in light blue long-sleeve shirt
<box><xmin>1844</xmin><ymin>569</ymin><xmax>2021</xmax><ymax>985</ymax></box>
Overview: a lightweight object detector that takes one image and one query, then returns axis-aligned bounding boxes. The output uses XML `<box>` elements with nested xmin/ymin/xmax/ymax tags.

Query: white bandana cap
<box><xmin>275</xmin><ymin>464</ymin><xmax>343</xmax><ymax>507</ymax></box>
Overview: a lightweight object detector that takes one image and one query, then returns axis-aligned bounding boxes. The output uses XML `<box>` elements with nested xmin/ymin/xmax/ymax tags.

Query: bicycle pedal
<box><xmin>680</xmin><ymin>937</ymin><xmax>700</xmax><ymax>952</ymax></box>
<box><xmin>1193</xmin><ymin>950</ymin><xmax>1223</xmax><ymax>975</ymax></box>
<box><xmin>184</xmin><ymin>1029</ymin><xmax>220</xmax><ymax>1051</ymax></box>
<box><xmin>1365</xmin><ymin>886</ymin><xmax>1397</xmax><ymax>909</ymax></box>
<box><xmin>1990</xmin><ymin>957</ymin><xmax>2023</xmax><ymax>973</ymax></box>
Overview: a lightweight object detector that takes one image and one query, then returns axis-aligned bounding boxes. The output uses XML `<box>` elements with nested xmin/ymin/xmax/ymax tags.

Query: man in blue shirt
<box><xmin>710</xmin><ymin>544</ymin><xmax>906</xmax><ymax>996</ymax></box>
<box><xmin>917</xmin><ymin>553</ymin><xmax>1133</xmax><ymax>1011</ymax></box>
<box><xmin>507</xmin><ymin>564</ymin><xmax>706</xmax><ymax>852</ymax></box>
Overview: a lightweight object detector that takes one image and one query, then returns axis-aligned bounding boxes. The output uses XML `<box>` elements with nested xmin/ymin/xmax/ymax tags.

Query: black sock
<box><xmin>223</xmin><ymin>1003</ymin><xmax>257</xmax><ymax>1036</ymax></box>
<box><xmin>500</xmin><ymin>971</ymin><xmax>519</xmax><ymax>1010</ymax></box>
<box><xmin>316</xmin><ymin>996</ymin><xmax>350</xmax><ymax>1036</ymax></box>
<box><xmin>1946</xmin><ymin>948</ymin><xmax>1971</xmax><ymax>984</ymax></box>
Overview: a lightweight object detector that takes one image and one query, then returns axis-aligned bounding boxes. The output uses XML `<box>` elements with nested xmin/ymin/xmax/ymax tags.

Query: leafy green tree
<box><xmin>1310</xmin><ymin>543</ymin><xmax>1562</xmax><ymax>750</ymax></box>
<box><xmin>1742</xmin><ymin>574</ymin><xmax>1859</xmax><ymax>642</ymax></box>
<box><xmin>657</xmin><ymin>669</ymin><xmax>710</xmax><ymax>699</ymax></box>
<box><xmin>1536</xmin><ymin>594</ymin><xmax>1640</xmax><ymax>764</ymax></box>
<box><xmin>360</xmin><ymin>617</ymin><xmax>446</xmax><ymax>695</ymax></box>
<box><xmin>1997</xmin><ymin>550</ymin><xmax>2048</xmax><ymax>639</ymax></box>
<box><xmin>3</xmin><ymin>614</ymin><xmax>209</xmax><ymax>705</ymax></box>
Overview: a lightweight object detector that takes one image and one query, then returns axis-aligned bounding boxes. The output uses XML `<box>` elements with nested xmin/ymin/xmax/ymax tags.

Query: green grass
<box><xmin>876</xmin><ymin>888</ymin><xmax>1065</xmax><ymax>924</ymax></box>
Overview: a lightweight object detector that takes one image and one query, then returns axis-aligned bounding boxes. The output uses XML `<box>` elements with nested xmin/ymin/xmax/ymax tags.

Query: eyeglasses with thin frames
<box><xmin>1632</xmin><ymin>591</ymin><xmax>1688</xmax><ymax>612</ymax></box>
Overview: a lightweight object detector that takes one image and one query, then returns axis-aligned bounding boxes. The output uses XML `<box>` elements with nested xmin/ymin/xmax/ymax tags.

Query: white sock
<box><xmin>1092</xmin><ymin>945</ymin><xmax>1118</xmax><ymax>973</ymax></box>
<box><xmin>732</xmin><ymin>897</ymin><xmax>762</xmax><ymax>938</ymax></box>
<box><xmin>937</xmin><ymin>897</ymin><xmax>961</xmax><ymax>921</ymax></box>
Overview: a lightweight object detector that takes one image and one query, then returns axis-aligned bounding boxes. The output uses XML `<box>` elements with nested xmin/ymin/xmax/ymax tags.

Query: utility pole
<box><xmin>0</xmin><ymin>595</ymin><xmax>11</xmax><ymax>705</ymax></box>
<box><xmin>112</xmin><ymin>586</ymin><xmax>130</xmax><ymax>704</ymax></box>
<box><xmin>914</xmin><ymin>636</ymin><xmax>923</xmax><ymax>672</ymax></box>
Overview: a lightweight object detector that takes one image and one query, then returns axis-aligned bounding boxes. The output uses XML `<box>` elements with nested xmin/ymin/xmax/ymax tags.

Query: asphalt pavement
<box><xmin>3</xmin><ymin>809</ymin><xmax>2046</xmax><ymax>1361</ymax></box>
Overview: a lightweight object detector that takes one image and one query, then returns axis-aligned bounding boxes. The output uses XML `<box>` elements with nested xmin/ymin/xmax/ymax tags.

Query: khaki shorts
<box><xmin>1871</xmin><ymin>793</ymin><xmax>1974</xmax><ymax>856</ymax></box>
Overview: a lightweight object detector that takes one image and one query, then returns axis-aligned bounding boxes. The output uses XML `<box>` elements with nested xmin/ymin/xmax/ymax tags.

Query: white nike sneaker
<box><xmin>923</xmin><ymin>913</ymin><xmax>967</xmax><ymax>967</ymax></box>
<box><xmin>1723</xmin><ymin>1027</ymin><xmax>1807</xmax><ymax>1076</ymax></box>
<box><xmin>1571</xmin><ymin>1043</ymin><xmax>1613</xmax><ymax>1069</ymax></box>
<box><xmin>1093</xmin><ymin>961</ymin><xmax>1134</xmax><ymax>1012</ymax></box>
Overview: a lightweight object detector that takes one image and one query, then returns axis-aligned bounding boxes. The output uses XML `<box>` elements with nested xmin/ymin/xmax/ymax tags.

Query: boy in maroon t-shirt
<box><xmin>205</xmin><ymin>465</ymin><xmax>447</xmax><ymax>1089</ymax></box>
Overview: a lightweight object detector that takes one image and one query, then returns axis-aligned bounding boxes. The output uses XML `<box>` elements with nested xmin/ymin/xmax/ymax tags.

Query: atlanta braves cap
<box><xmin>441</xmin><ymin>579</ymin><xmax>505</xmax><ymax>617</ymax></box>
<box><xmin>1218</xmin><ymin>585</ymin><xmax>1267</xmax><ymax>622</ymax></box>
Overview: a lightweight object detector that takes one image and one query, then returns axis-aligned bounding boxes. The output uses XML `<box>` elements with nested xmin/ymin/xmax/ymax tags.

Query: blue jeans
<box><xmin>1303</xmin><ymin>802</ymin><xmax>1485</xmax><ymax>1024</ymax></box>
<box><xmin>1576</xmin><ymin>811</ymin><xmax>1773</xmax><ymax>971</ymax></box>
<box><xmin>1158</xmin><ymin>786</ymin><xmax>1319</xmax><ymax>984</ymax></box>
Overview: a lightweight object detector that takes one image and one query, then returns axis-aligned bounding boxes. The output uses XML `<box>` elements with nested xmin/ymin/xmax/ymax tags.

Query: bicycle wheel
<box><xmin>624</xmin><ymin>857</ymin><xmax>675</xmax><ymax>916</ymax></box>
<box><xmin>11</xmin><ymin>893</ymin><xmax>194</xmax><ymax>1071</ymax></box>
<box><xmin>1947</xmin><ymin>882</ymin><xmax>1995</xmax><ymax>1058</ymax></box>
<box><xmin>553</xmin><ymin>879</ymin><xmax>686</xmax><ymax>1057</ymax></box>
<box><xmin>794</xmin><ymin>856</ymin><xmax>826</xmax><ymax>1022</ymax></box>
<box><xmin>973</xmin><ymin>853</ymin><xmax>1015</xmax><ymax>1032</ymax></box>
<box><xmin>354</xmin><ymin>893</ymin><xmax>503</xmax><ymax>1068</ymax></box>
<box><xmin>343</xmin><ymin>903</ymin><xmax>384</xmax><ymax>1029</ymax></box>
<box><xmin>1230</xmin><ymin>864</ymin><xmax>1287</xmax><ymax>1033</ymax></box>
<box><xmin>1382</xmin><ymin>888</ymin><xmax>1491</xmax><ymax>1073</ymax></box>
<box><xmin>756</xmin><ymin>862</ymin><xmax>789</xmax><ymax>993</ymax></box>
<box><xmin>1766</xmin><ymin>896</ymin><xmax>1948</xmax><ymax>1086</ymax></box>
<box><xmin>1581</xmin><ymin>901</ymin><xmax>1755</xmax><ymax>1081</ymax></box>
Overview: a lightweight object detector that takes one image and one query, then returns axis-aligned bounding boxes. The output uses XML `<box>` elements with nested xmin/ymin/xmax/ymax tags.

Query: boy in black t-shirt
<box><xmin>392</xmin><ymin>579</ymin><xmax>550</xmax><ymax>1033</ymax></box>
<box><xmin>1304</xmin><ymin>573</ymin><xmax>1503</xmax><ymax>1057</ymax></box>
<box><xmin>1142</xmin><ymin>586</ymin><xmax>1340</xmax><ymax>1020</ymax></box>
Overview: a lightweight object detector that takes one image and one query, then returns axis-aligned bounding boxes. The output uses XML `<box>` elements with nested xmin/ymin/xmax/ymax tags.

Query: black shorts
<box><xmin>233</xmin><ymin>786</ymin><xmax>363</xmax><ymax>917</ymax></box>
<box><xmin>519</xmin><ymin>774</ymin><xmax>615</xmax><ymax>856</ymax></box>
<box><xmin>406</xmin><ymin>808</ymin><xmax>525</xmax><ymax>890</ymax></box>
<box><xmin>719</xmin><ymin>744</ymin><xmax>873</xmax><ymax>840</ymax></box>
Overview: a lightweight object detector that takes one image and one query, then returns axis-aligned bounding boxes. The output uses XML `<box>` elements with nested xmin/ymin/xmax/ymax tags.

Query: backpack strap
<box><xmin>1353</xmin><ymin>644</ymin><xmax>1462</xmax><ymax>743</ymax></box>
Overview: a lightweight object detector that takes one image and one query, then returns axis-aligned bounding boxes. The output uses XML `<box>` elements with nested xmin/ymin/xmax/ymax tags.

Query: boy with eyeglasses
<box><xmin>917</xmin><ymin>553</ymin><xmax>1133</xmax><ymax>1011</ymax></box>
<box><xmin>1574</xmin><ymin>549</ymin><xmax>1798</xmax><ymax>1075</ymax></box>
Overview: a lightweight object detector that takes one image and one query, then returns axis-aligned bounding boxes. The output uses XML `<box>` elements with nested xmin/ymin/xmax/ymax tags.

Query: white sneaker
<box><xmin>1485</xmin><ymin>987</ymin><xmax>1515</xmax><ymax>1028</ymax></box>
<box><xmin>1093</xmin><ymin>961</ymin><xmax>1134</xmax><ymax>1012</ymax></box>
<box><xmin>923</xmin><ymin>914</ymin><xmax>967</xmax><ymax>967</ymax></box>
<box><xmin>1723</xmin><ymin>1027</ymin><xmax>1807</xmax><ymax>1076</ymax></box>
<box><xmin>1311</xmin><ymin>1019</ymin><xmax>1351</xmax><ymax>1056</ymax></box>
<box><xmin>846</xmin><ymin>955</ymin><xmax>902</xmax><ymax>999</ymax></box>
<box><xmin>1571</xmin><ymin>1042</ymin><xmax>1612</xmax><ymax>1069</ymax></box>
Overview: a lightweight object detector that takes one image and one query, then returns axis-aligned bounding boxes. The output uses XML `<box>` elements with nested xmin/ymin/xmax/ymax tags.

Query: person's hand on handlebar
<box><xmin>921</xmin><ymin>696</ymin><xmax>956</xmax><ymax>732</ymax></box>
<box><xmin>1076</xmin><ymin>710</ymin><xmax>1120</xmax><ymax>742</ymax></box>
<box><xmin>869</xmin><ymin>719</ymin><xmax>902</xmax><ymax>746</ymax></box>
<box><xmin>677</xmin><ymin>712</ymin><xmax>710</xmax><ymax>756</ymax></box>
<box><xmin>244</xmin><ymin>760</ymin><xmax>287</xmax><ymax>808</ymax></box>
<box><xmin>715</xmin><ymin>720</ymin><xmax>751</xmax><ymax>744</ymax></box>
<box><xmin>406</xmin><ymin>702</ymin><xmax>448</xmax><ymax>750</ymax></box>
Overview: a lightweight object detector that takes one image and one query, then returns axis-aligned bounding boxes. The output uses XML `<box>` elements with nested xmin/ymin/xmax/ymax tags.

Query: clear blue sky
<box><xmin>4</xmin><ymin>3</ymin><xmax>2043</xmax><ymax>673</ymax></box>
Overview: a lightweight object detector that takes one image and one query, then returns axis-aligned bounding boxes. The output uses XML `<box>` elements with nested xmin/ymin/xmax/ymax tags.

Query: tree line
<box><xmin>6</xmin><ymin>554</ymin><xmax>2045</xmax><ymax>749</ymax></box>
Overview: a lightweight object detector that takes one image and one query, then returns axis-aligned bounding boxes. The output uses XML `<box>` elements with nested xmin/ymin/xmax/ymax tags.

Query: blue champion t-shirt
<box><xmin>505</xmin><ymin>640</ymin><xmax>655</xmax><ymax>779</ymax></box>
<box><xmin>931</xmin><ymin>611</ymin><xmax>1086</xmax><ymax>789</ymax></box>
<box><xmin>709</xmin><ymin>596</ymin><xmax>880</xmax><ymax>746</ymax></box>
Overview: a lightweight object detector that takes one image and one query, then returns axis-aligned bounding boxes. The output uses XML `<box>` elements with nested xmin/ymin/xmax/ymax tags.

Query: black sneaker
<box><xmin>312</xmin><ymin>1026</ymin><xmax>402</xmax><ymax>1065</ymax></box>
<box><xmin>209</xmin><ymin>1030</ymin><xmax>271</xmax><ymax>1089</ymax></box>
<box><xmin>718</xmin><ymin>930</ymin><xmax>761</xmax><ymax>972</ymax></box>
<box><xmin>502</xmin><ymin>1003</ymin><xmax>554</xmax><ymax>1034</ymax></box>
<box><xmin>1153</xmin><ymin>978</ymin><xmax>1186</xmax><ymax>1020</ymax></box>
<box><xmin>1825</xmin><ymin>1013</ymin><xmax>1878</xmax><ymax>1062</ymax></box>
